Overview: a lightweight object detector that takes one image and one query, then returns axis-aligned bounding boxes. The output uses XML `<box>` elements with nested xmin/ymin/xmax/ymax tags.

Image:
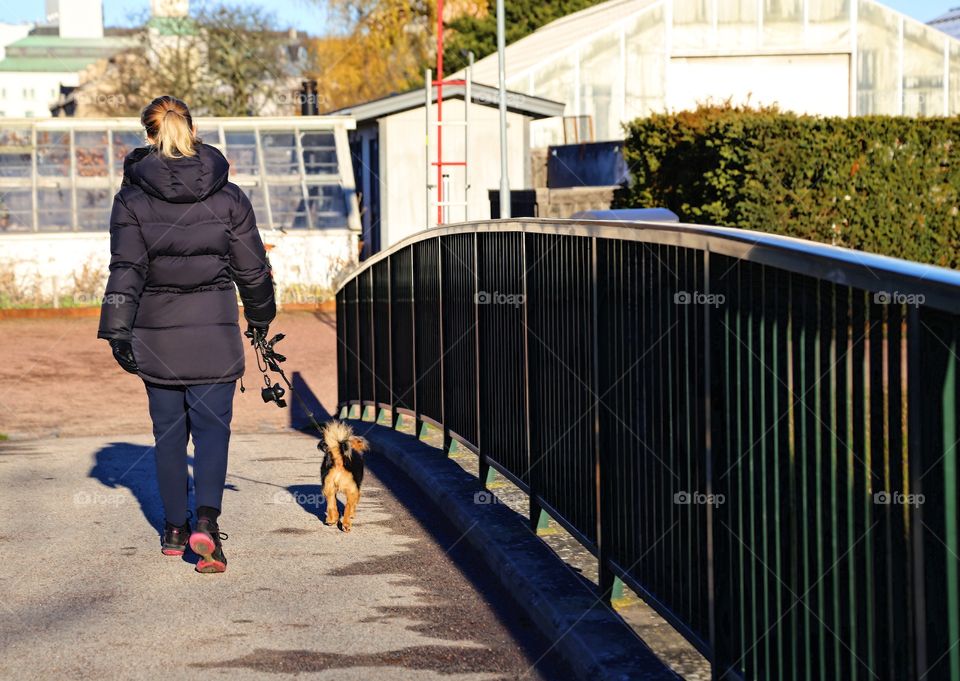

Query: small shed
<box><xmin>332</xmin><ymin>83</ymin><xmax>564</xmax><ymax>256</ymax></box>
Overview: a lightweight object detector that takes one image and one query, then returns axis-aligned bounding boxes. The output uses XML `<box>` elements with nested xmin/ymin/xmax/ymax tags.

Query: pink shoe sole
<box><xmin>161</xmin><ymin>548</ymin><xmax>185</xmax><ymax>556</ymax></box>
<box><xmin>189</xmin><ymin>532</ymin><xmax>226</xmax><ymax>573</ymax></box>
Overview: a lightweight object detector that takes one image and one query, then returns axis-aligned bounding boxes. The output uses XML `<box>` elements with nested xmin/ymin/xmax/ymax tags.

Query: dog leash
<box><xmin>241</xmin><ymin>328</ymin><xmax>326</xmax><ymax>435</ymax></box>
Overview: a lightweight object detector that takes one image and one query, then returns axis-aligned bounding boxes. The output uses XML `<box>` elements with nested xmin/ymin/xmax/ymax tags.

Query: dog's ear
<box><xmin>349</xmin><ymin>436</ymin><xmax>369</xmax><ymax>453</ymax></box>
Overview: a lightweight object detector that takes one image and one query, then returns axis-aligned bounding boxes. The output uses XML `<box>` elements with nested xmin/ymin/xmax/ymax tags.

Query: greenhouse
<box><xmin>0</xmin><ymin>117</ymin><xmax>360</xmax><ymax>233</ymax></box>
<box><xmin>457</xmin><ymin>0</ymin><xmax>960</xmax><ymax>144</ymax></box>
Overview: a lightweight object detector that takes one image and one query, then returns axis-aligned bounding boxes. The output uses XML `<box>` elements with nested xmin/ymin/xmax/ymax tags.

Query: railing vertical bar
<box><xmin>523</xmin><ymin>230</ymin><xmax>540</xmax><ymax>529</ymax></box>
<box><xmin>438</xmin><ymin>235</ymin><xmax>450</xmax><ymax>451</ymax></box>
<box><xmin>474</xmin><ymin>230</ymin><xmax>485</xmax><ymax>482</ymax></box>
<box><xmin>704</xmin><ymin>247</ymin><xmax>717</xmax><ymax>677</ymax></box>
<box><xmin>756</xmin><ymin>263</ymin><xmax>770</xmax><ymax>679</ymax></box>
<box><xmin>593</xmin><ymin>235</ymin><xmax>613</xmax><ymax>599</ymax></box>
<box><xmin>411</xmin><ymin>246</ymin><xmax>421</xmax><ymax>436</ymax></box>
<box><xmin>353</xmin><ymin>277</ymin><xmax>361</xmax><ymax>418</ymax></box>
<box><xmin>388</xmin><ymin>254</ymin><xmax>397</xmax><ymax>427</ymax></box>
<box><xmin>907</xmin><ymin>305</ymin><xmax>928</xmax><ymax>680</ymax></box>
<box><xmin>851</xmin><ymin>288</ymin><xmax>874</xmax><ymax>678</ymax></box>
<box><xmin>888</xmin><ymin>301</ymin><xmax>913</xmax><ymax>678</ymax></box>
<box><xmin>834</xmin><ymin>283</ymin><xmax>852</xmax><ymax>681</ymax></box>
<box><xmin>369</xmin><ymin>266</ymin><xmax>376</xmax><ymax>413</ymax></box>
<box><xmin>666</xmin><ymin>244</ymin><xmax>678</xmax><ymax>613</ymax></box>
<box><xmin>654</xmin><ymin>243</ymin><xmax>665</xmax><ymax>598</ymax></box>
<box><xmin>868</xmin><ymin>295</ymin><xmax>896</xmax><ymax>681</ymax></box>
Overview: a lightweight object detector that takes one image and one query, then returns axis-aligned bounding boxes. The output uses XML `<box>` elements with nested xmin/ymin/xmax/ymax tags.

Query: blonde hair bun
<box><xmin>141</xmin><ymin>95</ymin><xmax>197</xmax><ymax>159</ymax></box>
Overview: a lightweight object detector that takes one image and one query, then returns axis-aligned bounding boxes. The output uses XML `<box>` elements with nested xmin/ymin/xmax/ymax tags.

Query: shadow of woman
<box><xmin>87</xmin><ymin>443</ymin><xmax>238</xmax><ymax>566</ymax></box>
<box><xmin>88</xmin><ymin>442</ymin><xmax>166</xmax><ymax>531</ymax></box>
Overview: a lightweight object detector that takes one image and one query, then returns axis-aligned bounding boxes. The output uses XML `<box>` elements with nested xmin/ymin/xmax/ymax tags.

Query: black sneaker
<box><xmin>189</xmin><ymin>517</ymin><xmax>228</xmax><ymax>573</ymax></box>
<box><xmin>161</xmin><ymin>518</ymin><xmax>191</xmax><ymax>556</ymax></box>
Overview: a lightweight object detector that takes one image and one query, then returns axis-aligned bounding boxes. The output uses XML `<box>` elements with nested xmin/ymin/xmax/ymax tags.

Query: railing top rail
<box><xmin>338</xmin><ymin>218</ymin><xmax>960</xmax><ymax>314</ymax></box>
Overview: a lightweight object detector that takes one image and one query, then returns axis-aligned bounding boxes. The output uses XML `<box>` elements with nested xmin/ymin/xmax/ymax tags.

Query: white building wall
<box><xmin>379</xmin><ymin>100</ymin><xmax>529</xmax><ymax>248</ymax></box>
<box><xmin>0</xmin><ymin>71</ymin><xmax>77</xmax><ymax>117</ymax></box>
<box><xmin>668</xmin><ymin>54</ymin><xmax>851</xmax><ymax>117</ymax></box>
<box><xmin>0</xmin><ymin>23</ymin><xmax>32</xmax><ymax>60</ymax></box>
<box><xmin>51</xmin><ymin>0</ymin><xmax>104</xmax><ymax>39</ymax></box>
<box><xmin>0</xmin><ymin>229</ymin><xmax>357</xmax><ymax>306</ymax></box>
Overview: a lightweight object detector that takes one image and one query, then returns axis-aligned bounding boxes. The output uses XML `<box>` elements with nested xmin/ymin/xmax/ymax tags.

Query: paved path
<box><xmin>0</xmin><ymin>431</ymin><xmax>565</xmax><ymax>680</ymax></box>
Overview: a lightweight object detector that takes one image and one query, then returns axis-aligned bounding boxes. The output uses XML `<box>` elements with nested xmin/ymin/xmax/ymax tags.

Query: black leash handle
<box><xmin>245</xmin><ymin>329</ymin><xmax>326</xmax><ymax>434</ymax></box>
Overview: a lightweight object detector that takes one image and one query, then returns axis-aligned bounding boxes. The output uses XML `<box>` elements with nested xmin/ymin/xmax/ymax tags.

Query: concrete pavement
<box><xmin>0</xmin><ymin>431</ymin><xmax>564</xmax><ymax>680</ymax></box>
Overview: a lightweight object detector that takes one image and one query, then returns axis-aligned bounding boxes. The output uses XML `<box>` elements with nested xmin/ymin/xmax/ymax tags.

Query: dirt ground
<box><xmin>0</xmin><ymin>311</ymin><xmax>338</xmax><ymax>439</ymax></box>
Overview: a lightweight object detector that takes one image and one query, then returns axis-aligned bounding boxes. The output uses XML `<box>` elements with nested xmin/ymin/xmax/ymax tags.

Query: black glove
<box><xmin>246</xmin><ymin>323</ymin><xmax>269</xmax><ymax>346</ymax></box>
<box><xmin>109</xmin><ymin>339</ymin><xmax>139</xmax><ymax>374</ymax></box>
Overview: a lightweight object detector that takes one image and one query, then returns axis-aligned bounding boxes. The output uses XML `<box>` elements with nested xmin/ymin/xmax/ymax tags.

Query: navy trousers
<box><xmin>145</xmin><ymin>381</ymin><xmax>236</xmax><ymax>526</ymax></box>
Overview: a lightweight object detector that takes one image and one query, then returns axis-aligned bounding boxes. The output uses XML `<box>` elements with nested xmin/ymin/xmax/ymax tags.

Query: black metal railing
<box><xmin>336</xmin><ymin>218</ymin><xmax>960</xmax><ymax>681</ymax></box>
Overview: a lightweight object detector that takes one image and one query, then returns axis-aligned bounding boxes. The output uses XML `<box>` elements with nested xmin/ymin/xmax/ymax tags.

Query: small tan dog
<box><xmin>318</xmin><ymin>421</ymin><xmax>368</xmax><ymax>532</ymax></box>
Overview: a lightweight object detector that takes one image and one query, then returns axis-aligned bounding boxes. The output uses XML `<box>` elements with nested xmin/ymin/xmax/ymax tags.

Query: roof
<box><xmin>929</xmin><ymin>7</ymin><xmax>960</xmax><ymax>39</ymax></box>
<box><xmin>450</xmin><ymin>0</ymin><xmax>658</xmax><ymax>83</ymax></box>
<box><xmin>146</xmin><ymin>15</ymin><xmax>199</xmax><ymax>36</ymax></box>
<box><xmin>331</xmin><ymin>82</ymin><xmax>565</xmax><ymax>122</ymax></box>
<box><xmin>0</xmin><ymin>56</ymin><xmax>100</xmax><ymax>72</ymax></box>
<box><xmin>7</xmin><ymin>35</ymin><xmax>131</xmax><ymax>49</ymax></box>
<box><xmin>0</xmin><ymin>33</ymin><xmax>135</xmax><ymax>73</ymax></box>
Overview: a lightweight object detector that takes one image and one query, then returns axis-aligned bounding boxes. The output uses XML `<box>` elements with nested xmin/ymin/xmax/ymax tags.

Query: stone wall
<box><xmin>533</xmin><ymin>186</ymin><xmax>617</xmax><ymax>219</ymax></box>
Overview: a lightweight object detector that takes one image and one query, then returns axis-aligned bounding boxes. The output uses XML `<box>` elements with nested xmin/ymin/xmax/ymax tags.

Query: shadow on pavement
<box><xmin>88</xmin><ymin>442</ymin><xmax>166</xmax><ymax>531</ymax></box>
<box><xmin>285</xmin><ymin>484</ymin><xmax>343</xmax><ymax>521</ymax></box>
<box><xmin>290</xmin><ymin>371</ymin><xmax>332</xmax><ymax>430</ymax></box>
<box><xmin>87</xmin><ymin>442</ymin><xmax>240</xmax><ymax>567</ymax></box>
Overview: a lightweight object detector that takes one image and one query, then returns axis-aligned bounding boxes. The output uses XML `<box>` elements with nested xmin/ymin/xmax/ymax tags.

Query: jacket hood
<box><xmin>123</xmin><ymin>143</ymin><xmax>230</xmax><ymax>204</ymax></box>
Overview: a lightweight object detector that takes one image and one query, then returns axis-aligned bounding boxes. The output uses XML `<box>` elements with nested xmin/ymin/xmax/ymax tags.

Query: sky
<box><xmin>2</xmin><ymin>0</ymin><xmax>330</xmax><ymax>32</ymax></box>
<box><xmin>0</xmin><ymin>0</ymin><xmax>956</xmax><ymax>32</ymax></box>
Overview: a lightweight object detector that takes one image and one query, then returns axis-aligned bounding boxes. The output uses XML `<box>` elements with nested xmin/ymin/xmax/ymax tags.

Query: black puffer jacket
<box><xmin>97</xmin><ymin>144</ymin><xmax>275</xmax><ymax>385</ymax></box>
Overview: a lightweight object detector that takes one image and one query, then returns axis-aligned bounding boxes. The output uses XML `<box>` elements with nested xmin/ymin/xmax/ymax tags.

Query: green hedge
<box><xmin>612</xmin><ymin>106</ymin><xmax>960</xmax><ymax>268</ymax></box>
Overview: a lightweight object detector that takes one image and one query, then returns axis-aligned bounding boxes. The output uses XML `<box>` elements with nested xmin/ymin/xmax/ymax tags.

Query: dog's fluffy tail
<box><xmin>323</xmin><ymin>421</ymin><xmax>368</xmax><ymax>462</ymax></box>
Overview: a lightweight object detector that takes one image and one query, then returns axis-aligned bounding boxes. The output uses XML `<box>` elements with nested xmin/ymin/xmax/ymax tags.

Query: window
<box><xmin>75</xmin><ymin>131</ymin><xmax>109</xmax><ymax>178</ymax></box>
<box><xmin>302</xmin><ymin>132</ymin><xmax>337</xmax><ymax>175</ymax></box>
<box><xmin>0</xmin><ymin>188</ymin><xmax>33</xmax><ymax>231</ymax></box>
<box><xmin>261</xmin><ymin>131</ymin><xmax>299</xmax><ymax>175</ymax></box>
<box><xmin>224</xmin><ymin>131</ymin><xmax>259</xmax><ymax>175</ymax></box>
<box><xmin>0</xmin><ymin>120</ymin><xmax>356</xmax><ymax>232</ymax></box>
<box><xmin>37</xmin><ymin>131</ymin><xmax>70</xmax><ymax>176</ymax></box>
<box><xmin>0</xmin><ymin>128</ymin><xmax>31</xmax><ymax>177</ymax></box>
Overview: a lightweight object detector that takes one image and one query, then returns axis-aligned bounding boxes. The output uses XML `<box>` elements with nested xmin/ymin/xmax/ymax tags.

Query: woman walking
<box><xmin>97</xmin><ymin>96</ymin><xmax>275</xmax><ymax>574</ymax></box>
